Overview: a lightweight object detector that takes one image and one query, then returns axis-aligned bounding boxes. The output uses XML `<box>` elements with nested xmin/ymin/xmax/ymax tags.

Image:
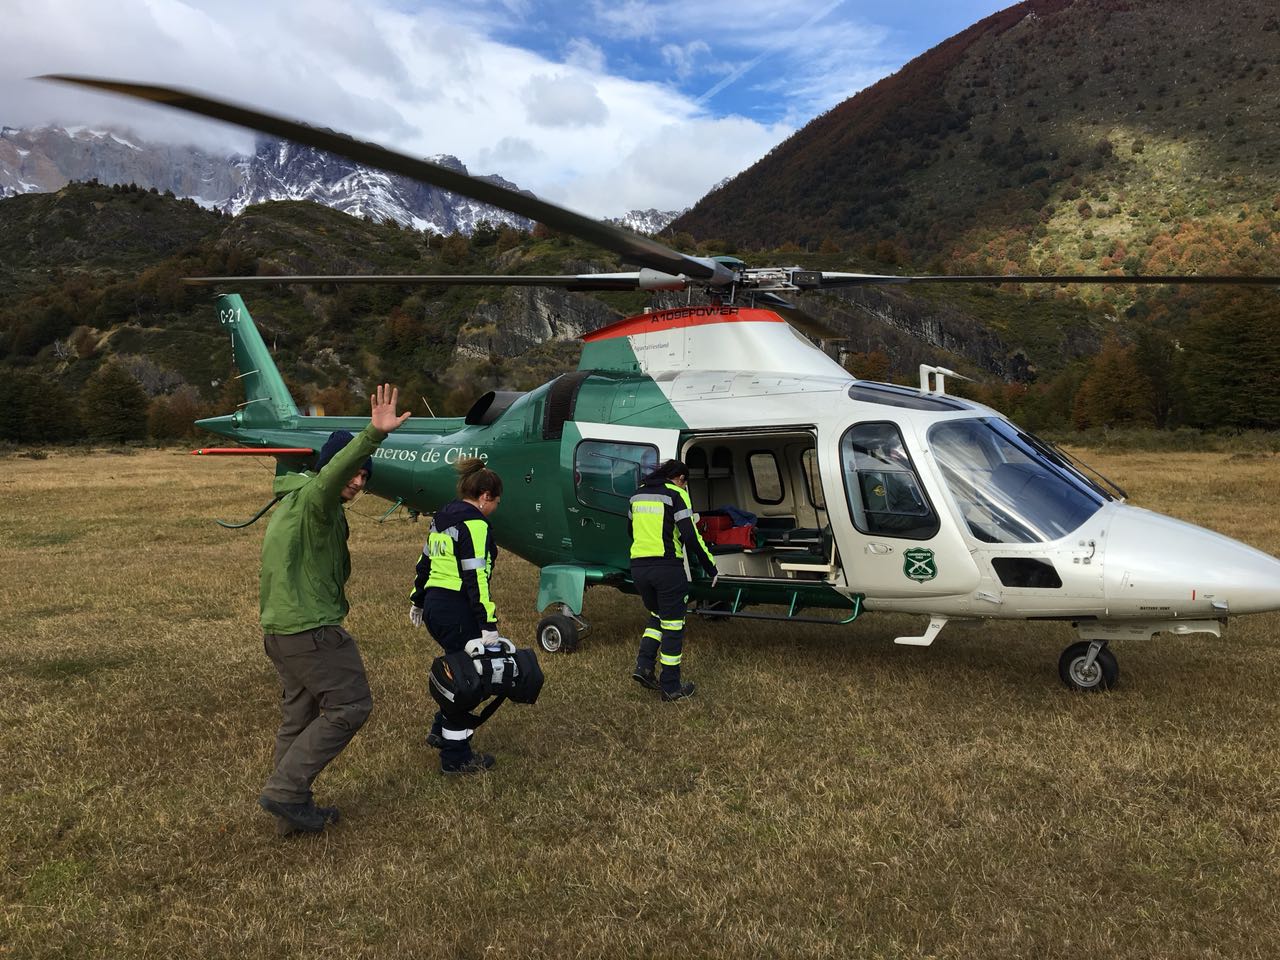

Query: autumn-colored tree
<box><xmin>308</xmin><ymin>382</ymin><xmax>363</xmax><ymax>417</ymax></box>
<box><xmin>440</xmin><ymin>232</ymin><xmax>470</xmax><ymax>265</ymax></box>
<box><xmin>147</xmin><ymin>385</ymin><xmax>211</xmax><ymax>440</ymax></box>
<box><xmin>531</xmin><ymin>222</ymin><xmax>564</xmax><ymax>242</ymax></box>
<box><xmin>495</xmin><ymin>226</ymin><xmax>524</xmax><ymax>253</ymax></box>
<box><xmin>1071</xmin><ymin>335</ymin><xmax>1156</xmax><ymax>429</ymax></box>
<box><xmin>843</xmin><ymin>350</ymin><xmax>892</xmax><ymax>382</ymax></box>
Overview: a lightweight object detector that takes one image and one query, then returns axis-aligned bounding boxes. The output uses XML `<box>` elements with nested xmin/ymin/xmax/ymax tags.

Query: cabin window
<box><xmin>574</xmin><ymin>440</ymin><xmax>659</xmax><ymax>516</ymax></box>
<box><xmin>747</xmin><ymin>450</ymin><xmax>784</xmax><ymax>505</ymax></box>
<box><xmin>840</xmin><ymin>423</ymin><xmax>939</xmax><ymax>540</ymax></box>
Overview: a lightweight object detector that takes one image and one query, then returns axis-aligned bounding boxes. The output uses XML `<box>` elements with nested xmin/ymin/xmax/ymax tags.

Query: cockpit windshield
<box><xmin>928</xmin><ymin>418</ymin><xmax>1109</xmax><ymax>544</ymax></box>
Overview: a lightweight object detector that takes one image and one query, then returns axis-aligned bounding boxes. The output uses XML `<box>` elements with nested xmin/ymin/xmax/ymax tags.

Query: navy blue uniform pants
<box><xmin>632</xmin><ymin>564</ymin><xmax>690</xmax><ymax>692</ymax></box>
<box><xmin>423</xmin><ymin>587</ymin><xmax>497</xmax><ymax>769</ymax></box>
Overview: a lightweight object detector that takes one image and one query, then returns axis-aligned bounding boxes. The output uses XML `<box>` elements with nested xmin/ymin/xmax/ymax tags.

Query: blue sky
<box><xmin>5</xmin><ymin>0</ymin><xmax>1014</xmax><ymax>216</ymax></box>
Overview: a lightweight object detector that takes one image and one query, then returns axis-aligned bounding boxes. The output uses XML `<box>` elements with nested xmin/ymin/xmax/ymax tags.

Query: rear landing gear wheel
<box><xmin>1058</xmin><ymin>640</ymin><xmax>1118</xmax><ymax>692</ymax></box>
<box><xmin>537</xmin><ymin>612</ymin><xmax>580</xmax><ymax>654</ymax></box>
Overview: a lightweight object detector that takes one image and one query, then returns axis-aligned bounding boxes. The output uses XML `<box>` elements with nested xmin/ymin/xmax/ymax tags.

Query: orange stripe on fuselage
<box><xmin>580</xmin><ymin>305</ymin><xmax>784</xmax><ymax>343</ymax></box>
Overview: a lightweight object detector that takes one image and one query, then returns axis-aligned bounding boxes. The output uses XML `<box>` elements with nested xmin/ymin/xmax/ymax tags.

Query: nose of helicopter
<box><xmin>1103</xmin><ymin>505</ymin><xmax>1280</xmax><ymax>617</ymax></box>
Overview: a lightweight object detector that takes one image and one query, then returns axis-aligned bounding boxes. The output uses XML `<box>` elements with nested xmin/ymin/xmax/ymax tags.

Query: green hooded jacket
<box><xmin>259</xmin><ymin>423</ymin><xmax>387</xmax><ymax>634</ymax></box>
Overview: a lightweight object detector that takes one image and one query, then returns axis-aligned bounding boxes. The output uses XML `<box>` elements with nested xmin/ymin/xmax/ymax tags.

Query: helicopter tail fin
<box><xmin>215</xmin><ymin>293</ymin><xmax>299</xmax><ymax>426</ymax></box>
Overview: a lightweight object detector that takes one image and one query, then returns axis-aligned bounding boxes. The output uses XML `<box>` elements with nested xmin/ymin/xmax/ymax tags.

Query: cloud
<box><xmin>520</xmin><ymin>73</ymin><xmax>609</xmax><ymax>128</ymax></box>
<box><xmin>661</xmin><ymin>41</ymin><xmax>712</xmax><ymax>82</ymax></box>
<box><xmin>564</xmin><ymin>37</ymin><xmax>607</xmax><ymax>73</ymax></box>
<box><xmin>566</xmin><ymin>115</ymin><xmax>794</xmax><ymax>217</ymax></box>
<box><xmin>588</xmin><ymin>0</ymin><xmax>662</xmax><ymax>40</ymax></box>
<box><xmin>475</xmin><ymin>136</ymin><xmax>544</xmax><ymax>173</ymax></box>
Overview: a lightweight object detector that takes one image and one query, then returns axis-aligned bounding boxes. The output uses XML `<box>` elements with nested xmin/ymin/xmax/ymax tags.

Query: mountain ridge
<box><xmin>0</xmin><ymin>125</ymin><xmax>683</xmax><ymax>236</ymax></box>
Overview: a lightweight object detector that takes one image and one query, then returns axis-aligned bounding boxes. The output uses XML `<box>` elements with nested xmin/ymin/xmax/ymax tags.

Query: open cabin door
<box><xmin>824</xmin><ymin>420</ymin><xmax>980</xmax><ymax>600</ymax></box>
<box><xmin>559</xmin><ymin>422</ymin><xmax>681</xmax><ymax>568</ymax></box>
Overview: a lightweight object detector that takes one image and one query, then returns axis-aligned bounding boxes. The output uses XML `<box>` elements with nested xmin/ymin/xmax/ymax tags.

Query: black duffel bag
<box><xmin>429</xmin><ymin>645</ymin><xmax>543</xmax><ymax>716</ymax></box>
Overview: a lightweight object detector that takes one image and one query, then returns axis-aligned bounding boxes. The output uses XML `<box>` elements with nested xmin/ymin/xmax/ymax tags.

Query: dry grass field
<box><xmin>3</xmin><ymin>447</ymin><xmax>1280</xmax><ymax>959</ymax></box>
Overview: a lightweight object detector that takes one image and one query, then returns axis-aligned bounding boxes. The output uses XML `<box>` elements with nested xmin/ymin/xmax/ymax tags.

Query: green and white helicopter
<box><xmin>46</xmin><ymin>76</ymin><xmax>1280</xmax><ymax>691</ymax></box>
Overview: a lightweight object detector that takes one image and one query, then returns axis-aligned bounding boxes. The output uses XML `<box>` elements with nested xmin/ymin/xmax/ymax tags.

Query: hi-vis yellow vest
<box><xmin>415</xmin><ymin>514</ymin><xmax>497</xmax><ymax>625</ymax></box>
<box><xmin>630</xmin><ymin>481</ymin><xmax>701</xmax><ymax>562</ymax></box>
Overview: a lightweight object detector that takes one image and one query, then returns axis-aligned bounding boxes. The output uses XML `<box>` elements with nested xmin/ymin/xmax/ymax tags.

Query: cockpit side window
<box><xmin>840</xmin><ymin>422</ymin><xmax>940</xmax><ymax>540</ymax></box>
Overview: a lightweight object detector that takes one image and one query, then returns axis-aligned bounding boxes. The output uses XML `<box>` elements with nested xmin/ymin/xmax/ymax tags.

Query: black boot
<box><xmin>259</xmin><ymin>796</ymin><xmax>327</xmax><ymax>833</ymax></box>
<box><xmin>661</xmin><ymin>681</ymin><xmax>697</xmax><ymax>702</ymax></box>
<box><xmin>631</xmin><ymin>668</ymin><xmax>660</xmax><ymax>690</ymax></box>
<box><xmin>275</xmin><ymin>803</ymin><xmax>339</xmax><ymax>836</ymax></box>
<box><xmin>442</xmin><ymin>752</ymin><xmax>496</xmax><ymax>775</ymax></box>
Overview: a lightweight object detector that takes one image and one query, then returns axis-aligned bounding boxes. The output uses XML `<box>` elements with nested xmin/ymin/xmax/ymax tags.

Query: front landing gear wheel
<box><xmin>1058</xmin><ymin>640</ymin><xmax>1119</xmax><ymax>692</ymax></box>
<box><xmin>537</xmin><ymin>613</ymin><xmax>580</xmax><ymax>654</ymax></box>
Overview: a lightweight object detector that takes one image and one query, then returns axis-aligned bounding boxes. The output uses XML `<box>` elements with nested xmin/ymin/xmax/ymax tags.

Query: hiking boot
<box><xmin>259</xmin><ymin>795</ymin><xmax>327</xmax><ymax>833</ymax></box>
<box><xmin>631</xmin><ymin>668</ymin><xmax>660</xmax><ymax>691</ymax></box>
<box><xmin>441</xmin><ymin>753</ymin><xmax>496</xmax><ymax>775</ymax></box>
<box><xmin>426</xmin><ymin>731</ymin><xmax>445</xmax><ymax>750</ymax></box>
<box><xmin>661</xmin><ymin>681</ymin><xmax>697</xmax><ymax>702</ymax></box>
<box><xmin>274</xmin><ymin>805</ymin><xmax>339</xmax><ymax>836</ymax></box>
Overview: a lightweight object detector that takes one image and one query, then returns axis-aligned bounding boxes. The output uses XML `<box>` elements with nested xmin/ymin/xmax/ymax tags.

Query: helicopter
<box><xmin>44</xmin><ymin>75</ymin><xmax>1280</xmax><ymax>692</ymax></box>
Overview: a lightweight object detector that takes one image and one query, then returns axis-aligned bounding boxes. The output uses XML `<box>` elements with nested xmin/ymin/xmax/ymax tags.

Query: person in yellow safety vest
<box><xmin>408</xmin><ymin>457</ymin><xmax>504</xmax><ymax>774</ymax></box>
<box><xmin>628</xmin><ymin>459</ymin><xmax>719</xmax><ymax>701</ymax></box>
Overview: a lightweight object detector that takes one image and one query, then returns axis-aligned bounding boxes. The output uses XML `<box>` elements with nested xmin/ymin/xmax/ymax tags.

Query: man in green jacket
<box><xmin>258</xmin><ymin>383</ymin><xmax>410</xmax><ymax>835</ymax></box>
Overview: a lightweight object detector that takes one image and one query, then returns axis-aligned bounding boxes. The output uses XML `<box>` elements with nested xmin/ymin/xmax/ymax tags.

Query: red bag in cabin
<box><xmin>697</xmin><ymin>513</ymin><xmax>732</xmax><ymax>538</ymax></box>
<box><xmin>713</xmin><ymin>525</ymin><xmax>756</xmax><ymax>549</ymax></box>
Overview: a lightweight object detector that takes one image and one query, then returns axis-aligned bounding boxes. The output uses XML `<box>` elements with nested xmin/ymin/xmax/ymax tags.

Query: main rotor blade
<box><xmin>804</xmin><ymin>272</ymin><xmax>1280</xmax><ymax>289</ymax></box>
<box><xmin>182</xmin><ymin>270</ymin><xmax>689</xmax><ymax>292</ymax></box>
<box><xmin>40</xmin><ymin>74</ymin><xmax>722</xmax><ymax>282</ymax></box>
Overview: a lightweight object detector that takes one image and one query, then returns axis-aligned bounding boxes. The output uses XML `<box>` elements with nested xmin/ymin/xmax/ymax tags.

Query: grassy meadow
<box><xmin>3</xmin><ymin>447</ymin><xmax>1280</xmax><ymax>959</ymax></box>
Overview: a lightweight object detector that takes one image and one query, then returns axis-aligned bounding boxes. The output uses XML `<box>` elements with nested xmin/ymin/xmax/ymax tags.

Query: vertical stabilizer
<box><xmin>217</xmin><ymin>294</ymin><xmax>299</xmax><ymax>426</ymax></box>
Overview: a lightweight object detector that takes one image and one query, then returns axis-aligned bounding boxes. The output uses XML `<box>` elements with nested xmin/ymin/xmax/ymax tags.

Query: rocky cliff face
<box><xmin>804</xmin><ymin>288</ymin><xmax>1028</xmax><ymax>380</ymax></box>
<box><xmin>0</xmin><ymin>126</ymin><xmax>239</xmax><ymax>202</ymax></box>
<box><xmin>455</xmin><ymin>286</ymin><xmax>624</xmax><ymax>361</ymax></box>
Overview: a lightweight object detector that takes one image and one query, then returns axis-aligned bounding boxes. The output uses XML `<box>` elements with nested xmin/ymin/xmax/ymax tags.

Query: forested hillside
<box><xmin>0</xmin><ymin>182</ymin><xmax>641</xmax><ymax>444</ymax></box>
<box><xmin>669</xmin><ymin>0</ymin><xmax>1280</xmax><ymax>433</ymax></box>
<box><xmin>4</xmin><ymin>0</ymin><xmax>1280</xmax><ymax>445</ymax></box>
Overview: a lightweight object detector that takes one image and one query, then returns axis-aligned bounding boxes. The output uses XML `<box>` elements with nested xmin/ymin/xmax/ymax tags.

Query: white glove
<box><xmin>467</xmin><ymin>631</ymin><xmax>512</xmax><ymax>656</ymax></box>
<box><xmin>409</xmin><ymin>605</ymin><xmax>424</xmax><ymax>628</ymax></box>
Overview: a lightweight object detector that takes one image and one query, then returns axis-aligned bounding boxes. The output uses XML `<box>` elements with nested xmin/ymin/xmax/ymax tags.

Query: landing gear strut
<box><xmin>536</xmin><ymin>604</ymin><xmax>590</xmax><ymax>654</ymax></box>
<box><xmin>1058</xmin><ymin>640</ymin><xmax>1119</xmax><ymax>692</ymax></box>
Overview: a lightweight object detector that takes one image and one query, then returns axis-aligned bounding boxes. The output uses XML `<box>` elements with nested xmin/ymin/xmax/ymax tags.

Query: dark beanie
<box><xmin>315</xmin><ymin>430</ymin><xmax>373</xmax><ymax>479</ymax></box>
